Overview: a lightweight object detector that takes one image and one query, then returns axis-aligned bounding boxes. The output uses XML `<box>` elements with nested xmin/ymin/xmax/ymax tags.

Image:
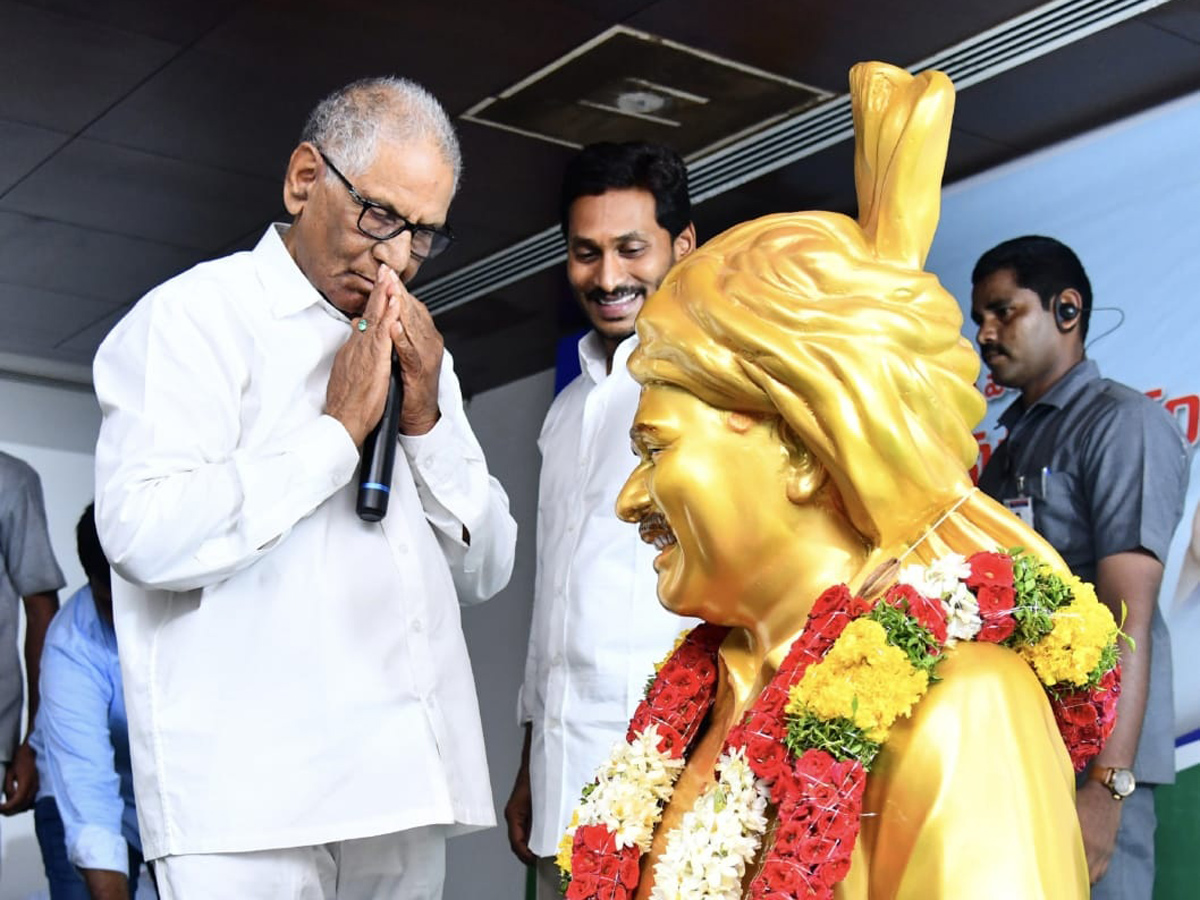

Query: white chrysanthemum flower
<box><xmin>897</xmin><ymin>562</ymin><xmax>933</xmax><ymax>595</ymax></box>
<box><xmin>578</xmin><ymin>725</ymin><xmax>685</xmax><ymax>851</ymax></box>
<box><xmin>924</xmin><ymin>553</ymin><xmax>971</xmax><ymax>596</ymax></box>
<box><xmin>942</xmin><ymin>581</ymin><xmax>982</xmax><ymax>644</ymax></box>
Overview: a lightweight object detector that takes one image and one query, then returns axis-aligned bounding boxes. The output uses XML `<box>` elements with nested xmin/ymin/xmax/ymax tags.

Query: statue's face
<box><xmin>617</xmin><ymin>383</ymin><xmax>806</xmax><ymax>623</ymax></box>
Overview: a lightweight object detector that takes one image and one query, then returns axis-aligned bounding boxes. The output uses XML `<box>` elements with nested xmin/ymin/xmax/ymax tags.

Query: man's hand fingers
<box><xmin>506</xmin><ymin>821</ymin><xmax>535</xmax><ymax>865</ymax></box>
<box><xmin>360</xmin><ymin>264</ymin><xmax>396</xmax><ymax>326</ymax></box>
<box><xmin>0</xmin><ymin>766</ymin><xmax>18</xmax><ymax>814</ymax></box>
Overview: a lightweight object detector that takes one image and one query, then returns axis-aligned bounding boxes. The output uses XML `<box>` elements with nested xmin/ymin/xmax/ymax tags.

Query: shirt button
<box><xmin>397</xmin><ymin>543</ymin><xmax>409</xmax><ymax>554</ymax></box>
<box><xmin>552</xmin><ymin>654</ymin><xmax>564</xmax><ymax>667</ymax></box>
<box><xmin>412</xmin><ymin>619</ymin><xmax>424</xmax><ymax>633</ymax></box>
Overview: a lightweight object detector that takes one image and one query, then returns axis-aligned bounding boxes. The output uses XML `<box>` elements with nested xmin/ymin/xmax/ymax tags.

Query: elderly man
<box><xmin>93</xmin><ymin>77</ymin><xmax>516</xmax><ymax>899</ymax></box>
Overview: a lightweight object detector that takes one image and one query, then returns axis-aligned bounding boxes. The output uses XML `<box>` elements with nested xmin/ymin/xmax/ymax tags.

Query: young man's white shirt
<box><xmin>519</xmin><ymin>331</ymin><xmax>695</xmax><ymax>857</ymax></box>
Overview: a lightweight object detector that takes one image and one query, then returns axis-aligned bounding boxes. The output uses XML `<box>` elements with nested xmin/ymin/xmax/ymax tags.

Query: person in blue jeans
<box><xmin>32</xmin><ymin>503</ymin><xmax>142</xmax><ymax>899</ymax></box>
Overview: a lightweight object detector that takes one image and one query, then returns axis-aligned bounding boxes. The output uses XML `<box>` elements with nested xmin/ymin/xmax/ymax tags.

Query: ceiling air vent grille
<box><xmin>421</xmin><ymin>0</ymin><xmax>1171</xmax><ymax>314</ymax></box>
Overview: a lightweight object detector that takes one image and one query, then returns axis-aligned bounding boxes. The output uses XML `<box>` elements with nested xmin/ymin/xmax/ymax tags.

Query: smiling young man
<box><xmin>972</xmin><ymin>235</ymin><xmax>1189</xmax><ymax>899</ymax></box>
<box><xmin>93</xmin><ymin>78</ymin><xmax>516</xmax><ymax>899</ymax></box>
<box><xmin>505</xmin><ymin>142</ymin><xmax>698</xmax><ymax>898</ymax></box>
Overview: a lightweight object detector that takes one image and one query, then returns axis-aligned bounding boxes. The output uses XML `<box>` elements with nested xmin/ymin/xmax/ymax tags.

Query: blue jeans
<box><xmin>34</xmin><ymin>796</ymin><xmax>142</xmax><ymax>900</ymax></box>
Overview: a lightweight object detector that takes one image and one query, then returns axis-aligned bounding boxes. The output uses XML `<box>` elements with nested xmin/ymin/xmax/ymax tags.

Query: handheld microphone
<box><xmin>356</xmin><ymin>351</ymin><xmax>403</xmax><ymax>522</ymax></box>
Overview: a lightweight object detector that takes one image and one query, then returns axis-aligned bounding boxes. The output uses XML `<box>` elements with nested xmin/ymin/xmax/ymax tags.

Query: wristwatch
<box><xmin>1089</xmin><ymin>766</ymin><xmax>1136</xmax><ymax>800</ymax></box>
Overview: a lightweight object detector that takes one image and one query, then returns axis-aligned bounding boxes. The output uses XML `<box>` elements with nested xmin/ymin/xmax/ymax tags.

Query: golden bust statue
<box><xmin>604</xmin><ymin>62</ymin><xmax>1089</xmax><ymax>898</ymax></box>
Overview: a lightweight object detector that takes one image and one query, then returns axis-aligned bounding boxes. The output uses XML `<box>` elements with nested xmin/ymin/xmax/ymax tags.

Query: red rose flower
<box><xmin>671</xmin><ymin>667</ymin><xmax>701</xmax><ymax>697</ymax></box>
<box><xmin>649</xmin><ymin>721</ymin><xmax>685</xmax><ymax>756</ymax></box>
<box><xmin>579</xmin><ymin>825</ymin><xmax>616</xmax><ymax>855</ymax></box>
<box><xmin>692</xmin><ymin>656</ymin><xmax>718</xmax><ymax>683</ymax></box>
<box><xmin>566</xmin><ymin>873</ymin><xmax>597</xmax><ymax>899</ymax></box>
<box><xmin>848</xmin><ymin>594</ymin><xmax>877</xmax><ymax>618</ymax></box>
<box><xmin>825</xmin><ymin>807</ymin><xmax>861</xmax><ymax>845</ymax></box>
<box><xmin>794</xmin><ymin>830</ymin><xmax>835</xmax><ymax>865</ymax></box>
<box><xmin>976</xmin><ymin>583</ymin><xmax>1016</xmax><ymax>643</ymax></box>
<box><xmin>651</xmin><ymin>683</ymin><xmax>682</xmax><ymax>714</ymax></box>
<box><xmin>773</xmin><ymin>818</ymin><xmax>807</xmax><ymax>855</ymax></box>
<box><xmin>617</xmin><ymin>849</ymin><xmax>640</xmax><ymax>888</ymax></box>
<box><xmin>966</xmin><ymin>551</ymin><xmax>1014</xmax><ymax>589</ymax></box>
<box><xmin>810</xmin><ymin>584</ymin><xmax>853</xmax><ymax>620</ymax></box>
<box><xmin>818</xmin><ymin>851</ymin><xmax>853</xmax><ymax>888</ymax></box>
<box><xmin>758</xmin><ymin>858</ymin><xmax>811</xmax><ymax>895</ymax></box>
<box><xmin>885</xmin><ymin>583</ymin><xmax>949</xmax><ymax>643</ymax></box>
<box><xmin>597</xmin><ymin>856</ymin><xmax>620</xmax><ymax>881</ymax></box>
<box><xmin>795</xmin><ymin>748</ymin><xmax>837</xmax><ymax>786</ymax></box>
<box><xmin>746</xmin><ymin>730</ymin><xmax>790</xmax><ymax>785</ymax></box>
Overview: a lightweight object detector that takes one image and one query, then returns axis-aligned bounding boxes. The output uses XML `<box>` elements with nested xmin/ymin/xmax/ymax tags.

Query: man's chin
<box><xmin>328</xmin><ymin>291</ymin><xmax>369</xmax><ymax>319</ymax></box>
<box><xmin>983</xmin><ymin>360</ymin><xmax>1016</xmax><ymax>386</ymax></box>
<box><xmin>590</xmin><ymin>316</ymin><xmax>638</xmax><ymax>343</ymax></box>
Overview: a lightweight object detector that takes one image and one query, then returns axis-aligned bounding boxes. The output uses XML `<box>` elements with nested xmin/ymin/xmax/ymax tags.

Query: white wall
<box><xmin>447</xmin><ymin>368</ymin><xmax>556</xmax><ymax>900</ymax></box>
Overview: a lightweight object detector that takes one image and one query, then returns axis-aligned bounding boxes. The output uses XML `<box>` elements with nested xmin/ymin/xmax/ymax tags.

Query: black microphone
<box><xmin>356</xmin><ymin>350</ymin><xmax>403</xmax><ymax>522</ymax></box>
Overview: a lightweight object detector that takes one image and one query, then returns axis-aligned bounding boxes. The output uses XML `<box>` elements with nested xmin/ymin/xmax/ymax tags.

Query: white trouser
<box><xmin>535</xmin><ymin>857</ymin><xmax>565</xmax><ymax>900</ymax></box>
<box><xmin>155</xmin><ymin>826</ymin><xmax>445</xmax><ymax>900</ymax></box>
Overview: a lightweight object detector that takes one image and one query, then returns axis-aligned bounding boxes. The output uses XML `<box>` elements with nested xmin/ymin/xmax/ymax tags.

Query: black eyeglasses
<box><xmin>317</xmin><ymin>149</ymin><xmax>455</xmax><ymax>261</ymax></box>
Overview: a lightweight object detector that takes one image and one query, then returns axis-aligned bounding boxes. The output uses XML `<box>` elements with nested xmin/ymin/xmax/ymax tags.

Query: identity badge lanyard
<box><xmin>1002</xmin><ymin>467</ymin><xmax>1050</xmax><ymax>529</ymax></box>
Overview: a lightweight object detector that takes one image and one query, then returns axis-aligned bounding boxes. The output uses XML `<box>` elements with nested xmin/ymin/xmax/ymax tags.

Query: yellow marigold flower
<box><xmin>786</xmin><ymin>619</ymin><xmax>928</xmax><ymax>742</ymax></box>
<box><xmin>1063</xmin><ymin>573</ymin><xmax>1098</xmax><ymax>607</ymax></box>
<box><xmin>1021</xmin><ymin>594</ymin><xmax>1117</xmax><ymax>686</ymax></box>
<box><xmin>556</xmin><ymin>810</ymin><xmax>579</xmax><ymax>873</ymax></box>
<box><xmin>653</xmin><ymin>630</ymin><xmax>691</xmax><ymax>674</ymax></box>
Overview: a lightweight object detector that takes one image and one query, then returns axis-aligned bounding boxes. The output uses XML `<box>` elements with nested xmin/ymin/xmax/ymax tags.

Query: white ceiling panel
<box><xmin>0</xmin><ymin>118</ymin><xmax>68</xmax><ymax>193</ymax></box>
<box><xmin>0</xmin><ymin>211</ymin><xmax>200</xmax><ymax>303</ymax></box>
<box><xmin>0</xmin><ymin>139</ymin><xmax>281</xmax><ymax>251</ymax></box>
<box><xmin>0</xmin><ymin>1</ymin><xmax>179</xmax><ymax>133</ymax></box>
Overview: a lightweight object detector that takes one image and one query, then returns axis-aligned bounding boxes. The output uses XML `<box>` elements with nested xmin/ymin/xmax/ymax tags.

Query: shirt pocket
<box><xmin>1027</xmin><ymin>467</ymin><xmax>1089</xmax><ymax>569</ymax></box>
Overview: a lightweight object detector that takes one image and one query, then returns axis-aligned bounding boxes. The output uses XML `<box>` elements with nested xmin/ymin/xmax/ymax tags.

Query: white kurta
<box><xmin>93</xmin><ymin>225</ymin><xmax>517</xmax><ymax>860</ymax></box>
<box><xmin>518</xmin><ymin>333</ymin><xmax>696</xmax><ymax>857</ymax></box>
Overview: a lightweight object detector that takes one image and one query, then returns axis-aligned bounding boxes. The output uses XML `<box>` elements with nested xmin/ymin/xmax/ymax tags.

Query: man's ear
<box><xmin>673</xmin><ymin>222</ymin><xmax>697</xmax><ymax>261</ymax></box>
<box><xmin>1056</xmin><ymin>287</ymin><xmax>1084</xmax><ymax>335</ymax></box>
<box><xmin>283</xmin><ymin>142</ymin><xmax>322</xmax><ymax>217</ymax></box>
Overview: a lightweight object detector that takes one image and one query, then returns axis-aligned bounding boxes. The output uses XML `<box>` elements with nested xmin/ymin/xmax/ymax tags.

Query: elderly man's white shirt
<box><xmin>519</xmin><ymin>332</ymin><xmax>693</xmax><ymax>857</ymax></box>
<box><xmin>93</xmin><ymin>225</ymin><xmax>516</xmax><ymax>860</ymax></box>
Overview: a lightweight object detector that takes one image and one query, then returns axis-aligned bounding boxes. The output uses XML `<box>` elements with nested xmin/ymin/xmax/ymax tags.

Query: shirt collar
<box><xmin>254</xmin><ymin>224</ymin><xmax>348</xmax><ymax>322</ymax></box>
<box><xmin>577</xmin><ymin>331</ymin><xmax>638</xmax><ymax>385</ymax></box>
<box><xmin>997</xmin><ymin>358</ymin><xmax>1099</xmax><ymax>429</ymax></box>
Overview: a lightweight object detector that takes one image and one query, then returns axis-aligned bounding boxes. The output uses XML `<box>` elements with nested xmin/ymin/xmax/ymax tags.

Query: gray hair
<box><xmin>300</xmin><ymin>76</ymin><xmax>462</xmax><ymax>190</ymax></box>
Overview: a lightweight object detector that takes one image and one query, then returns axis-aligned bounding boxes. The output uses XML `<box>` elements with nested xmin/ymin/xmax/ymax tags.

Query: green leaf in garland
<box><xmin>868</xmin><ymin>600</ymin><xmax>943</xmax><ymax>680</ymax></box>
<box><xmin>785</xmin><ymin>709</ymin><xmax>882</xmax><ymax>770</ymax></box>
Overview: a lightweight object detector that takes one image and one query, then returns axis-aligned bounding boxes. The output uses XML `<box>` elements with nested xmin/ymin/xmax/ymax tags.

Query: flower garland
<box><xmin>560</xmin><ymin>549</ymin><xmax>1122</xmax><ymax>900</ymax></box>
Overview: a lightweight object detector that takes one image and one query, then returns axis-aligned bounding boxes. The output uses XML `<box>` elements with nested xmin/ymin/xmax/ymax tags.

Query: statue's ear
<box><xmin>725</xmin><ymin>412</ymin><xmax>826</xmax><ymax>504</ymax></box>
<box><xmin>850</xmin><ymin>62</ymin><xmax>955</xmax><ymax>269</ymax></box>
<box><xmin>778</xmin><ymin>420</ymin><xmax>827</xmax><ymax>505</ymax></box>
